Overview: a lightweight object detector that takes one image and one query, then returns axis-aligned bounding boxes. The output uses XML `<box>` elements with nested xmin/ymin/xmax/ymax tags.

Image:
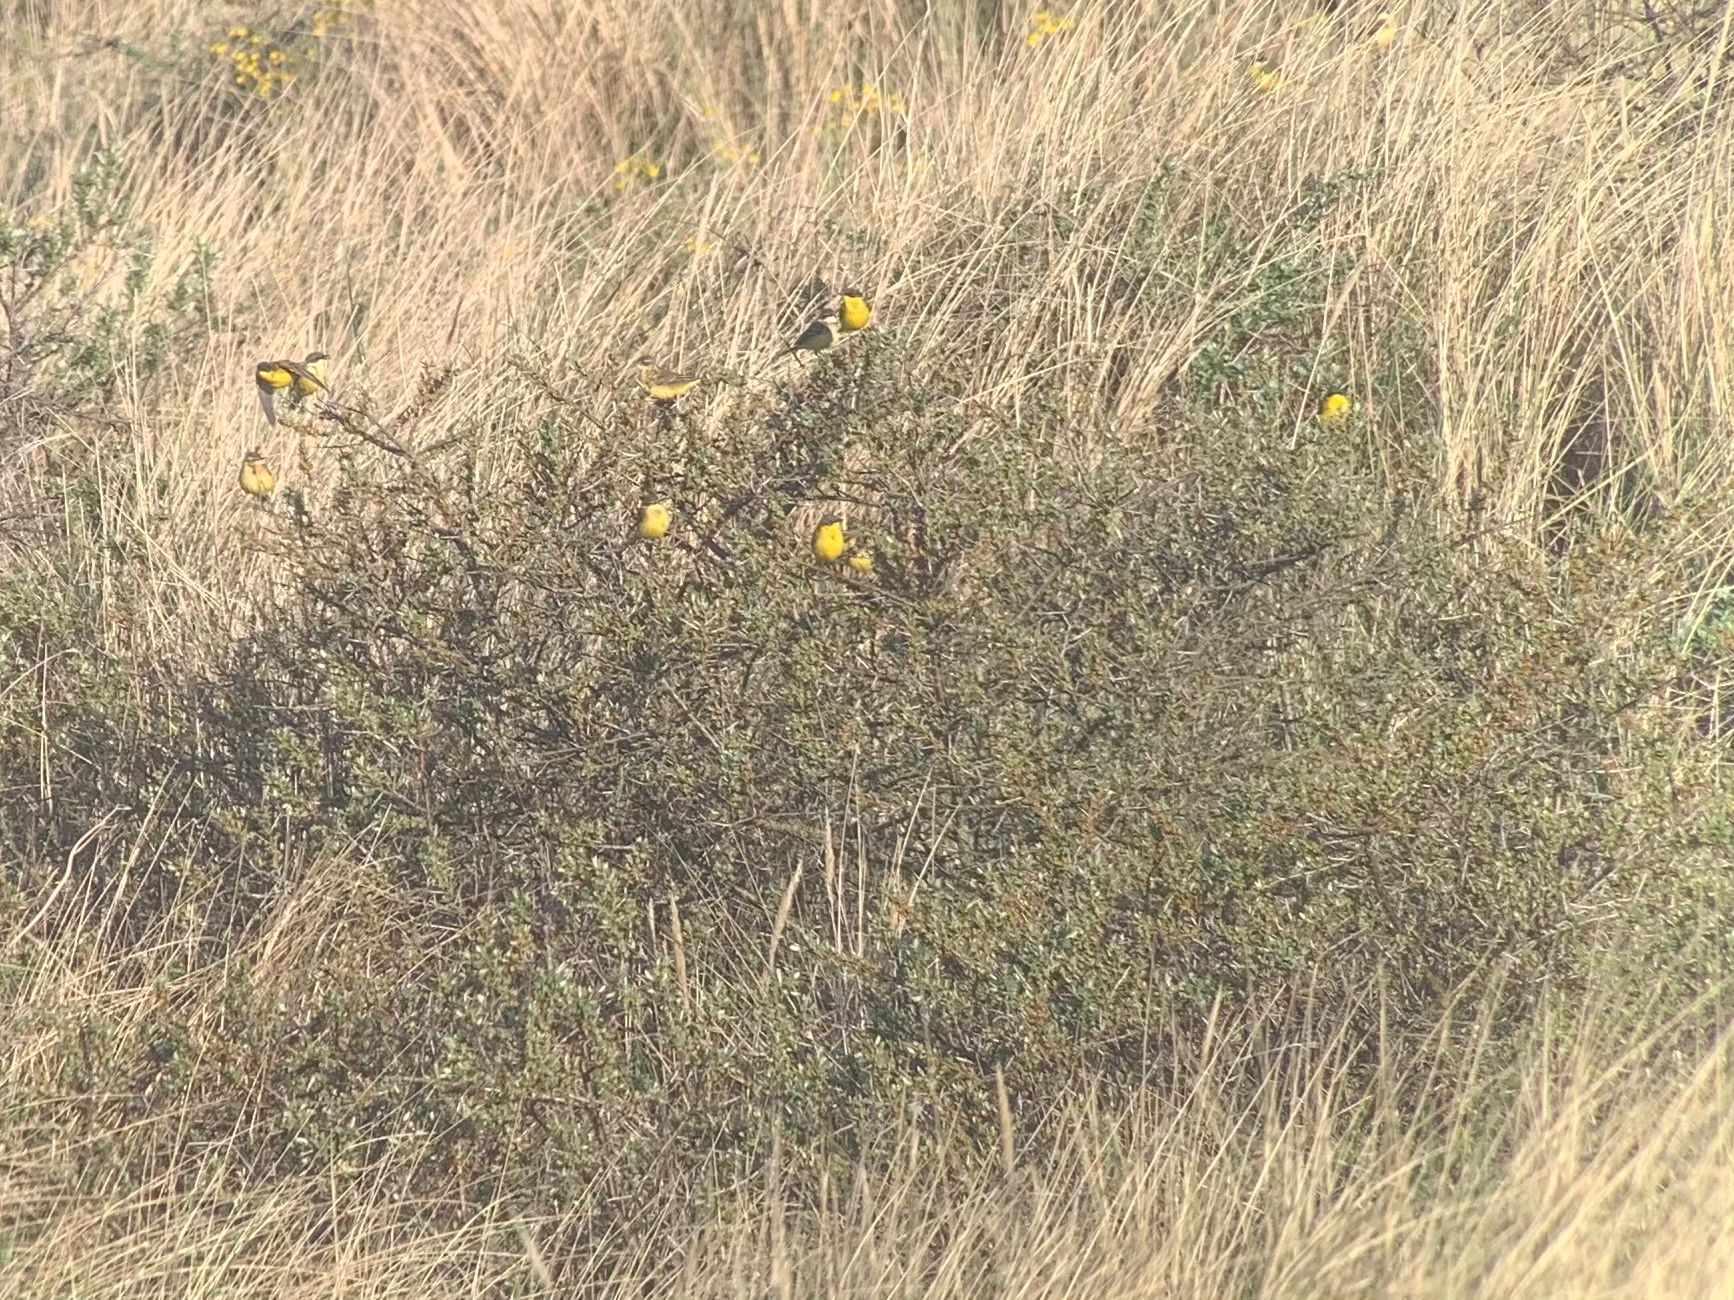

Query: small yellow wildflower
<box><xmin>612</xmin><ymin>154</ymin><xmax>664</xmax><ymax>192</ymax></box>
<box><xmin>211</xmin><ymin>2</ymin><xmax>369</xmax><ymax>100</ymax></box>
<box><xmin>816</xmin><ymin>83</ymin><xmax>908</xmax><ymax>145</ymax></box>
<box><xmin>1026</xmin><ymin>10</ymin><xmax>1076</xmax><ymax>49</ymax></box>
<box><xmin>712</xmin><ymin>139</ymin><xmax>762</xmax><ymax>166</ymax></box>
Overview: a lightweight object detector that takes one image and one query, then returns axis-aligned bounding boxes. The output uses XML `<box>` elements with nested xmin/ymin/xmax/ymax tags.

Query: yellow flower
<box><xmin>712</xmin><ymin>139</ymin><xmax>763</xmax><ymax>166</ymax></box>
<box><xmin>847</xmin><ymin>551</ymin><xmax>874</xmax><ymax>575</ymax></box>
<box><xmin>1026</xmin><ymin>9</ymin><xmax>1075</xmax><ymax>48</ymax></box>
<box><xmin>818</xmin><ymin>83</ymin><xmax>907</xmax><ymax>144</ymax></box>
<box><xmin>612</xmin><ymin>153</ymin><xmax>663</xmax><ymax>192</ymax></box>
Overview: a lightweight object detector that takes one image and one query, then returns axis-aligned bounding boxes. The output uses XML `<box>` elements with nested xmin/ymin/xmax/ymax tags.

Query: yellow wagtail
<box><xmin>813</xmin><ymin>516</ymin><xmax>846</xmax><ymax>562</ymax></box>
<box><xmin>1249</xmin><ymin>60</ymin><xmax>1285</xmax><ymax>93</ymax></box>
<box><xmin>255</xmin><ymin>351</ymin><xmax>329</xmax><ymax>425</ymax></box>
<box><xmin>632</xmin><ymin>357</ymin><xmax>700</xmax><ymax>404</ymax></box>
<box><xmin>837</xmin><ymin>288</ymin><xmax>872</xmax><ymax>334</ymax></box>
<box><xmin>239</xmin><ymin>448</ymin><xmax>276</xmax><ymax>500</ymax></box>
<box><xmin>790</xmin><ymin>290</ymin><xmax>872</xmax><ymax>356</ymax></box>
<box><xmin>1318</xmin><ymin>392</ymin><xmax>1353</xmax><ymax>424</ymax></box>
<box><xmin>638</xmin><ymin>501</ymin><xmax>673</xmax><ymax>540</ymax></box>
<box><xmin>847</xmin><ymin>550</ymin><xmax>874</xmax><ymax>574</ymax></box>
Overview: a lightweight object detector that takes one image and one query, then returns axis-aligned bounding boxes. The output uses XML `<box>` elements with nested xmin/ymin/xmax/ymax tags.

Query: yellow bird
<box><xmin>239</xmin><ymin>448</ymin><xmax>276</xmax><ymax>500</ymax></box>
<box><xmin>1318</xmin><ymin>391</ymin><xmax>1353</xmax><ymax>424</ymax></box>
<box><xmin>847</xmin><ymin>551</ymin><xmax>874</xmax><ymax>574</ymax></box>
<box><xmin>638</xmin><ymin>501</ymin><xmax>673</xmax><ymax>540</ymax></box>
<box><xmin>1369</xmin><ymin>12</ymin><xmax>1399</xmax><ymax>48</ymax></box>
<box><xmin>837</xmin><ymin>289</ymin><xmax>872</xmax><ymax>334</ymax></box>
<box><xmin>1249</xmin><ymin>60</ymin><xmax>1285</xmax><ymax>94</ymax></box>
<box><xmin>812</xmin><ymin>517</ymin><xmax>846</xmax><ymax>562</ymax></box>
<box><xmin>633</xmin><ymin>356</ymin><xmax>700</xmax><ymax>403</ymax></box>
<box><xmin>254</xmin><ymin>351</ymin><xmax>329</xmax><ymax>426</ymax></box>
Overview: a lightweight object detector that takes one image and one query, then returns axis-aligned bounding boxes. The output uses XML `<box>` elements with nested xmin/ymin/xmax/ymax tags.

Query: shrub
<box><xmin>3</xmin><ymin>155</ymin><xmax>1728</xmax><ymax>1219</ymax></box>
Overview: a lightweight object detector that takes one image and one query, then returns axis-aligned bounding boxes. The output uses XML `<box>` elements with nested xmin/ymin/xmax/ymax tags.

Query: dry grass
<box><xmin>7</xmin><ymin>976</ymin><xmax>1734</xmax><ymax>1297</ymax></box>
<box><xmin>7</xmin><ymin>0</ymin><xmax>1734</xmax><ymax>1293</ymax></box>
<box><xmin>6</xmin><ymin>1</ymin><xmax>1733</xmax><ymax>575</ymax></box>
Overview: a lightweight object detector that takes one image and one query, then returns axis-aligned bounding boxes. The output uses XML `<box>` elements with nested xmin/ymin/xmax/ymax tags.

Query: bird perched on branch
<box><xmin>255</xmin><ymin>351</ymin><xmax>328</xmax><ymax>425</ymax></box>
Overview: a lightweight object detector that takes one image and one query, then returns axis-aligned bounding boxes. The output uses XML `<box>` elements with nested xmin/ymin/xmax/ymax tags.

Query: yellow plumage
<box><xmin>254</xmin><ymin>351</ymin><xmax>328</xmax><ymax>425</ymax></box>
<box><xmin>838</xmin><ymin>291</ymin><xmax>872</xmax><ymax>334</ymax></box>
<box><xmin>297</xmin><ymin>352</ymin><xmax>328</xmax><ymax>392</ymax></box>
<box><xmin>239</xmin><ymin>449</ymin><xmax>276</xmax><ymax>500</ymax></box>
<box><xmin>638</xmin><ymin>502</ymin><xmax>673</xmax><ymax>540</ymax></box>
<box><xmin>847</xmin><ymin>551</ymin><xmax>874</xmax><ymax>574</ymax></box>
<box><xmin>634</xmin><ymin>357</ymin><xmax>700</xmax><ymax>403</ymax></box>
<box><xmin>813</xmin><ymin>518</ymin><xmax>846</xmax><ymax>562</ymax></box>
<box><xmin>1318</xmin><ymin>392</ymin><xmax>1353</xmax><ymax>424</ymax></box>
<box><xmin>1249</xmin><ymin>61</ymin><xmax>1284</xmax><ymax>93</ymax></box>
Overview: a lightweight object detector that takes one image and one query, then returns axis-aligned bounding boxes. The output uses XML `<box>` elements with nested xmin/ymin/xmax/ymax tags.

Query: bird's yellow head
<box><xmin>638</xmin><ymin>501</ymin><xmax>673</xmax><ymax>540</ymax></box>
<box><xmin>837</xmin><ymin>289</ymin><xmax>872</xmax><ymax>333</ymax></box>
<box><xmin>813</xmin><ymin>517</ymin><xmax>846</xmax><ymax>562</ymax></box>
<box><xmin>1318</xmin><ymin>392</ymin><xmax>1353</xmax><ymax>423</ymax></box>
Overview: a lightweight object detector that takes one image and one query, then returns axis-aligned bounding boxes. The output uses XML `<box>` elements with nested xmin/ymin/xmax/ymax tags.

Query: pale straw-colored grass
<box><xmin>6</xmin><ymin>1</ymin><xmax>1734</xmax><ymax>1293</ymax></box>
